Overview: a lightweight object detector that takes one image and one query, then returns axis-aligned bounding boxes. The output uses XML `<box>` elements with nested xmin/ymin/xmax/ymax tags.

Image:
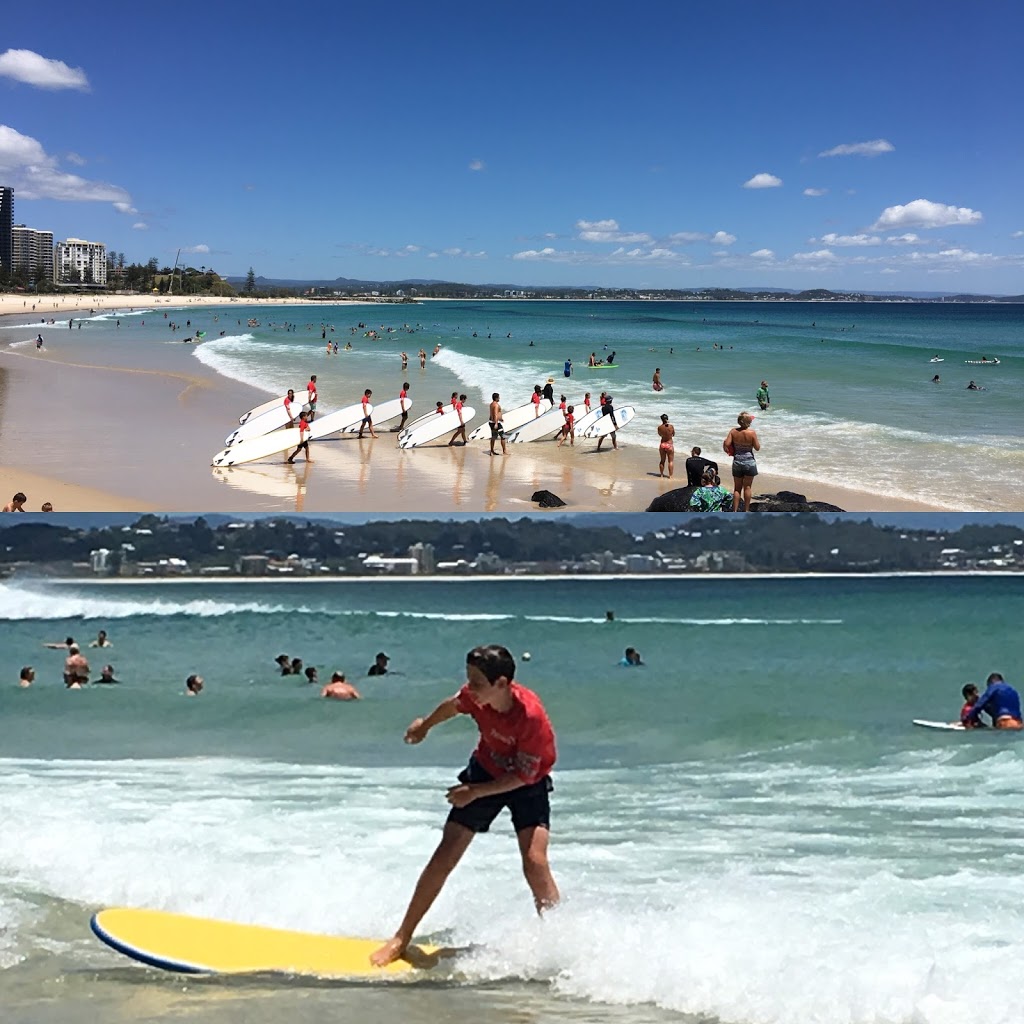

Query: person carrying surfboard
<box><xmin>306</xmin><ymin>375</ymin><xmax>318</xmax><ymax>422</ymax></box>
<box><xmin>283</xmin><ymin>389</ymin><xmax>298</xmax><ymax>427</ymax></box>
<box><xmin>287</xmin><ymin>411</ymin><xmax>313</xmax><ymax>464</ymax></box>
<box><xmin>370</xmin><ymin>644</ymin><xmax>560</xmax><ymax>968</ymax></box>
<box><xmin>357</xmin><ymin>390</ymin><xmax>378</xmax><ymax>439</ymax></box>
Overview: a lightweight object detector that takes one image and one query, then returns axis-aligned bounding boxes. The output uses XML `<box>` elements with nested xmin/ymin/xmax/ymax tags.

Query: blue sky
<box><xmin>2</xmin><ymin>1</ymin><xmax>1022</xmax><ymax>292</ymax></box>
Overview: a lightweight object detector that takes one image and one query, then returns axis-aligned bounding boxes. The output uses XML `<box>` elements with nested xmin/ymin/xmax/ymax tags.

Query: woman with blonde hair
<box><xmin>723</xmin><ymin>411</ymin><xmax>760</xmax><ymax>512</ymax></box>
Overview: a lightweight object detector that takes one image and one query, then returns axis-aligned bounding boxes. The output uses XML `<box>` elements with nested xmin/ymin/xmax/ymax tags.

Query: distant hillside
<box><xmin>223</xmin><ymin>275</ymin><xmax>1021</xmax><ymax>301</ymax></box>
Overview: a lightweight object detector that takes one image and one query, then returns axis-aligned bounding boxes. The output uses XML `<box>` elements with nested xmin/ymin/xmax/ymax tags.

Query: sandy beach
<box><xmin>0</xmin><ymin>296</ymin><xmax>947</xmax><ymax>513</ymax></box>
<box><xmin>0</xmin><ymin>291</ymin><xmax>332</xmax><ymax>319</ymax></box>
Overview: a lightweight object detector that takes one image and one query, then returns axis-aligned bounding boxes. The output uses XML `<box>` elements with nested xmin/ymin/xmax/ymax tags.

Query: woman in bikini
<box><xmin>657</xmin><ymin>413</ymin><xmax>675</xmax><ymax>478</ymax></box>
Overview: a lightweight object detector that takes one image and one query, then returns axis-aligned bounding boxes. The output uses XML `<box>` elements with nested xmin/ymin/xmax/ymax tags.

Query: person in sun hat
<box><xmin>542</xmin><ymin>378</ymin><xmax>555</xmax><ymax>403</ymax></box>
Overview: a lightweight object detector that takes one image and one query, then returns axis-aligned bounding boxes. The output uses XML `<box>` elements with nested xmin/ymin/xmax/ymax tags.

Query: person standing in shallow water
<box><xmin>370</xmin><ymin>644</ymin><xmax>559</xmax><ymax>968</ymax></box>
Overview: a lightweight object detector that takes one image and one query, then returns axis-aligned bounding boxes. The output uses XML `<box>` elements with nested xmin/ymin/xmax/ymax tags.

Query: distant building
<box><xmin>89</xmin><ymin>548</ymin><xmax>111</xmax><ymax>574</ymax></box>
<box><xmin>55</xmin><ymin>237</ymin><xmax>107</xmax><ymax>286</ymax></box>
<box><xmin>236</xmin><ymin>554</ymin><xmax>270</xmax><ymax>575</ymax></box>
<box><xmin>12</xmin><ymin>225</ymin><xmax>54</xmax><ymax>282</ymax></box>
<box><xmin>0</xmin><ymin>186</ymin><xmax>12</xmax><ymax>273</ymax></box>
<box><xmin>408</xmin><ymin>541</ymin><xmax>436</xmax><ymax>574</ymax></box>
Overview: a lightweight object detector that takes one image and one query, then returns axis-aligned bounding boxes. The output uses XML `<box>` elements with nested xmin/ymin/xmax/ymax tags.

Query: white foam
<box><xmin>0</xmin><ymin>754</ymin><xmax>1022</xmax><ymax>1022</ymax></box>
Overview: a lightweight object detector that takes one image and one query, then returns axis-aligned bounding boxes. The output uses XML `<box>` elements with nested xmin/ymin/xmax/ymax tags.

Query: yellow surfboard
<box><xmin>91</xmin><ymin>908</ymin><xmax>441</xmax><ymax>979</ymax></box>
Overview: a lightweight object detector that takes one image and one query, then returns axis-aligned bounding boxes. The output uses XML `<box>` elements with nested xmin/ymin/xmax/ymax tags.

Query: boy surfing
<box><xmin>370</xmin><ymin>644</ymin><xmax>560</xmax><ymax>967</ymax></box>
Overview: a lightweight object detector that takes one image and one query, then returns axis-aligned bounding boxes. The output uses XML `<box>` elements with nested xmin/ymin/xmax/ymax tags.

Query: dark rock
<box><xmin>646</xmin><ymin>486</ymin><xmax>698</xmax><ymax>512</ymax></box>
<box><xmin>646</xmin><ymin>487</ymin><xmax>846</xmax><ymax>513</ymax></box>
<box><xmin>531</xmin><ymin>489</ymin><xmax>567</xmax><ymax>508</ymax></box>
<box><xmin>750</xmin><ymin>495</ymin><xmax>845</xmax><ymax>513</ymax></box>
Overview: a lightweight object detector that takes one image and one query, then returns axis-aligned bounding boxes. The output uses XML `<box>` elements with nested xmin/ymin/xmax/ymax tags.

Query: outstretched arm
<box><xmin>405</xmin><ymin>695</ymin><xmax>461</xmax><ymax>744</ymax></box>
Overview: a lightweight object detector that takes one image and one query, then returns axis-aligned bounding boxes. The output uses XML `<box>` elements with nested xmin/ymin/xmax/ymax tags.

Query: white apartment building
<box><xmin>11</xmin><ymin>225</ymin><xmax>55</xmax><ymax>282</ymax></box>
<box><xmin>56</xmin><ymin>237</ymin><xmax>107</xmax><ymax>285</ymax></box>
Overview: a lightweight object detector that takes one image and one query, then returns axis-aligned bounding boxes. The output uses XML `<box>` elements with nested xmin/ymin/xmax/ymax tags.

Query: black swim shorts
<box><xmin>489</xmin><ymin>420</ymin><xmax>504</xmax><ymax>439</ymax></box>
<box><xmin>447</xmin><ymin>757</ymin><xmax>552</xmax><ymax>834</ymax></box>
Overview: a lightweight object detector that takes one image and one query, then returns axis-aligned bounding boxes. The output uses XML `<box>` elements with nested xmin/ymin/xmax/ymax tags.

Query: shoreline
<box><xmin>6</xmin><ymin>570</ymin><xmax>1020</xmax><ymax>584</ymax></box>
<box><xmin>0</xmin><ymin>311</ymin><xmax>951</xmax><ymax>513</ymax></box>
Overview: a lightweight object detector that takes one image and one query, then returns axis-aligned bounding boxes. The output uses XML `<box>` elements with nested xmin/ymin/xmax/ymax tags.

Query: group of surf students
<box><xmin>958</xmin><ymin>673</ymin><xmax>1022</xmax><ymax>729</ymax></box>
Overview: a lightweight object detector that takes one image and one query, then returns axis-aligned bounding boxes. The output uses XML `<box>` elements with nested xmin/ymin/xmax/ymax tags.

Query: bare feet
<box><xmin>369</xmin><ymin>935</ymin><xmax>407</xmax><ymax>967</ymax></box>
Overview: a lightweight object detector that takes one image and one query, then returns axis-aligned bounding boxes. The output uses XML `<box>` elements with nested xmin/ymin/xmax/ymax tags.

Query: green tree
<box><xmin>245</xmin><ymin>267</ymin><xmax>256</xmax><ymax>294</ymax></box>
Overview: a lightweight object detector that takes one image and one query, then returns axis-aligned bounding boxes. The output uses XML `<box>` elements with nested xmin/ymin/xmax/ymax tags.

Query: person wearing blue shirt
<box><xmin>619</xmin><ymin>647</ymin><xmax>643</xmax><ymax>667</ymax></box>
<box><xmin>966</xmin><ymin>673</ymin><xmax>1022</xmax><ymax>730</ymax></box>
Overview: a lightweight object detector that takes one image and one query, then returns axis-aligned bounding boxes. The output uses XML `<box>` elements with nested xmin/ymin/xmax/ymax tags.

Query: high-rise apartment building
<box><xmin>0</xmin><ymin>186</ymin><xmax>13</xmax><ymax>273</ymax></box>
<box><xmin>55</xmin><ymin>237</ymin><xmax>108</xmax><ymax>286</ymax></box>
<box><xmin>12</xmin><ymin>225</ymin><xmax>55</xmax><ymax>283</ymax></box>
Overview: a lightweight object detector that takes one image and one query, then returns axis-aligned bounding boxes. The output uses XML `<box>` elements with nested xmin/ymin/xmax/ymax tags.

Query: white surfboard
<box><xmin>341</xmin><ymin>397</ymin><xmax>411</xmax><ymax>431</ymax></box>
<box><xmin>506</xmin><ymin>406</ymin><xmax>568</xmax><ymax>444</ymax></box>
<box><xmin>399</xmin><ymin>407</ymin><xmax>477</xmax><ymax>449</ymax></box>
<box><xmin>399</xmin><ymin>404</ymin><xmax>454</xmax><ymax>440</ymax></box>
<box><xmin>570</xmin><ymin>407</ymin><xmax>601</xmax><ymax>436</ymax></box>
<box><xmin>238</xmin><ymin>389</ymin><xmax>310</xmax><ymax>425</ymax></box>
<box><xmin>468</xmin><ymin>398</ymin><xmax>552</xmax><ymax>440</ymax></box>
<box><xmin>211</xmin><ymin>403</ymin><xmax>371</xmax><ymax>466</ymax></box>
<box><xmin>912</xmin><ymin>719</ymin><xmax>966</xmax><ymax>731</ymax></box>
<box><xmin>226</xmin><ymin>398</ymin><xmax>311</xmax><ymax>447</ymax></box>
<box><xmin>582</xmin><ymin>406</ymin><xmax>636</xmax><ymax>439</ymax></box>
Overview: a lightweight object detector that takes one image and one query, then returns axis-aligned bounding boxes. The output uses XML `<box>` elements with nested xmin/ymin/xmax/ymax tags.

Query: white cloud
<box><xmin>751</xmin><ymin>249</ymin><xmax>775</xmax><ymax>259</ymax></box>
<box><xmin>182</xmin><ymin>244</ymin><xmax>210</xmax><ymax>254</ymax></box>
<box><xmin>1012</xmin><ymin>230</ymin><xmax>1024</xmax><ymax>239</ymax></box>
<box><xmin>816</xmin><ymin>233</ymin><xmax>881</xmax><ymax>247</ymax></box>
<box><xmin>112</xmin><ymin>201</ymin><xmax>138</xmax><ymax>215</ymax></box>
<box><xmin>0</xmin><ymin>124</ymin><xmax>134</xmax><ymax>208</ymax></box>
<box><xmin>872</xmin><ymin>199</ymin><xmax>983</xmax><ymax>230</ymax></box>
<box><xmin>880</xmin><ymin>268</ymin><xmax>900</xmax><ymax>274</ymax></box>
<box><xmin>512</xmin><ymin>246</ymin><xmax>689</xmax><ymax>267</ymax></box>
<box><xmin>132</xmin><ymin>222</ymin><xmax>148</xmax><ymax>230</ymax></box>
<box><xmin>818</xmin><ymin>139</ymin><xmax>894</xmax><ymax>158</ymax></box>
<box><xmin>468</xmin><ymin>159</ymin><xmax>485</xmax><ymax>172</ymax></box>
<box><xmin>793</xmin><ymin>249</ymin><xmax>838</xmax><ymax>262</ymax></box>
<box><xmin>576</xmin><ymin>218</ymin><xmax>653</xmax><ymax>244</ymax></box>
<box><xmin>436</xmin><ymin>247</ymin><xmax>486</xmax><ymax>259</ymax></box>
<box><xmin>0</xmin><ymin>49</ymin><xmax>89</xmax><ymax>90</ymax></box>
<box><xmin>803</xmin><ymin>187</ymin><xmax>827</xmax><ymax>197</ymax></box>
<box><xmin>666</xmin><ymin>230</ymin><xmax>736</xmax><ymax>246</ymax></box>
<box><xmin>403</xmin><ymin>244</ymin><xmax>420</xmax><ymax>253</ymax></box>
<box><xmin>513</xmin><ymin>247</ymin><xmax>558</xmax><ymax>260</ymax></box>
<box><xmin>743</xmin><ymin>173</ymin><xmax>782</xmax><ymax>189</ymax></box>
<box><xmin>885</xmin><ymin>233</ymin><xmax>923</xmax><ymax>245</ymax></box>
<box><xmin>65</xmin><ymin>152</ymin><xmax>86</xmax><ymax>166</ymax></box>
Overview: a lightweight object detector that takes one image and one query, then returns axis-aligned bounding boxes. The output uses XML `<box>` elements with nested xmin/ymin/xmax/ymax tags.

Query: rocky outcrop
<box><xmin>646</xmin><ymin>487</ymin><xmax>845</xmax><ymax>513</ymax></box>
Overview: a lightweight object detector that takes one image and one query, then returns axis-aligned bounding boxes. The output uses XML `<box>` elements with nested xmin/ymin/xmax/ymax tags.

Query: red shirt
<box><xmin>362</xmin><ymin>395</ymin><xmax>370</xmax><ymax>409</ymax></box>
<box><xmin>455</xmin><ymin>682</ymin><xmax>556</xmax><ymax>784</ymax></box>
<box><xmin>283</xmin><ymin>397</ymin><xmax>294</xmax><ymax>416</ymax></box>
<box><xmin>564</xmin><ymin>412</ymin><xmax>574</xmax><ymax>429</ymax></box>
<box><xmin>399</xmin><ymin>389</ymin><xmax>408</xmax><ymax>401</ymax></box>
<box><xmin>298</xmin><ymin>418</ymin><xmax>311</xmax><ymax>439</ymax></box>
<box><xmin>531</xmin><ymin>393</ymin><xmax>540</xmax><ymax>406</ymax></box>
<box><xmin>307</xmin><ymin>381</ymin><xmax>317</xmax><ymax>402</ymax></box>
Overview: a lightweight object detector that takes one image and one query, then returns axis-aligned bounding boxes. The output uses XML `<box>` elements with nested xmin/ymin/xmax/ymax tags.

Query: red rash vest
<box><xmin>454</xmin><ymin>682</ymin><xmax>556</xmax><ymax>784</ymax></box>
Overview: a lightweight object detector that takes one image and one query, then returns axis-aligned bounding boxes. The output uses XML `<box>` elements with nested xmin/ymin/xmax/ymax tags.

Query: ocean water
<box><xmin>4</xmin><ymin>299</ymin><xmax>1021</xmax><ymax>509</ymax></box>
<box><xmin>2</xmin><ymin>573</ymin><xmax>1023</xmax><ymax>1024</ymax></box>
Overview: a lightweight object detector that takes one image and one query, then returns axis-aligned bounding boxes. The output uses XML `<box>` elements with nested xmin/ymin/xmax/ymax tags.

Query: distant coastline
<box><xmin>13</xmin><ymin>569</ymin><xmax>1024</xmax><ymax>585</ymax></box>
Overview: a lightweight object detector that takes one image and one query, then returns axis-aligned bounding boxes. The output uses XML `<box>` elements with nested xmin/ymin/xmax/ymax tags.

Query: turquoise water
<box><xmin>4</xmin><ymin>299</ymin><xmax>1021</xmax><ymax>508</ymax></box>
<box><xmin>1</xmin><ymin>573</ymin><xmax>1023</xmax><ymax>1023</ymax></box>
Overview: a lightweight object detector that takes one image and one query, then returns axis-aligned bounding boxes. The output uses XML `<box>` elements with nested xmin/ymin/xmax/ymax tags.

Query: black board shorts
<box><xmin>447</xmin><ymin>757</ymin><xmax>552</xmax><ymax>834</ymax></box>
